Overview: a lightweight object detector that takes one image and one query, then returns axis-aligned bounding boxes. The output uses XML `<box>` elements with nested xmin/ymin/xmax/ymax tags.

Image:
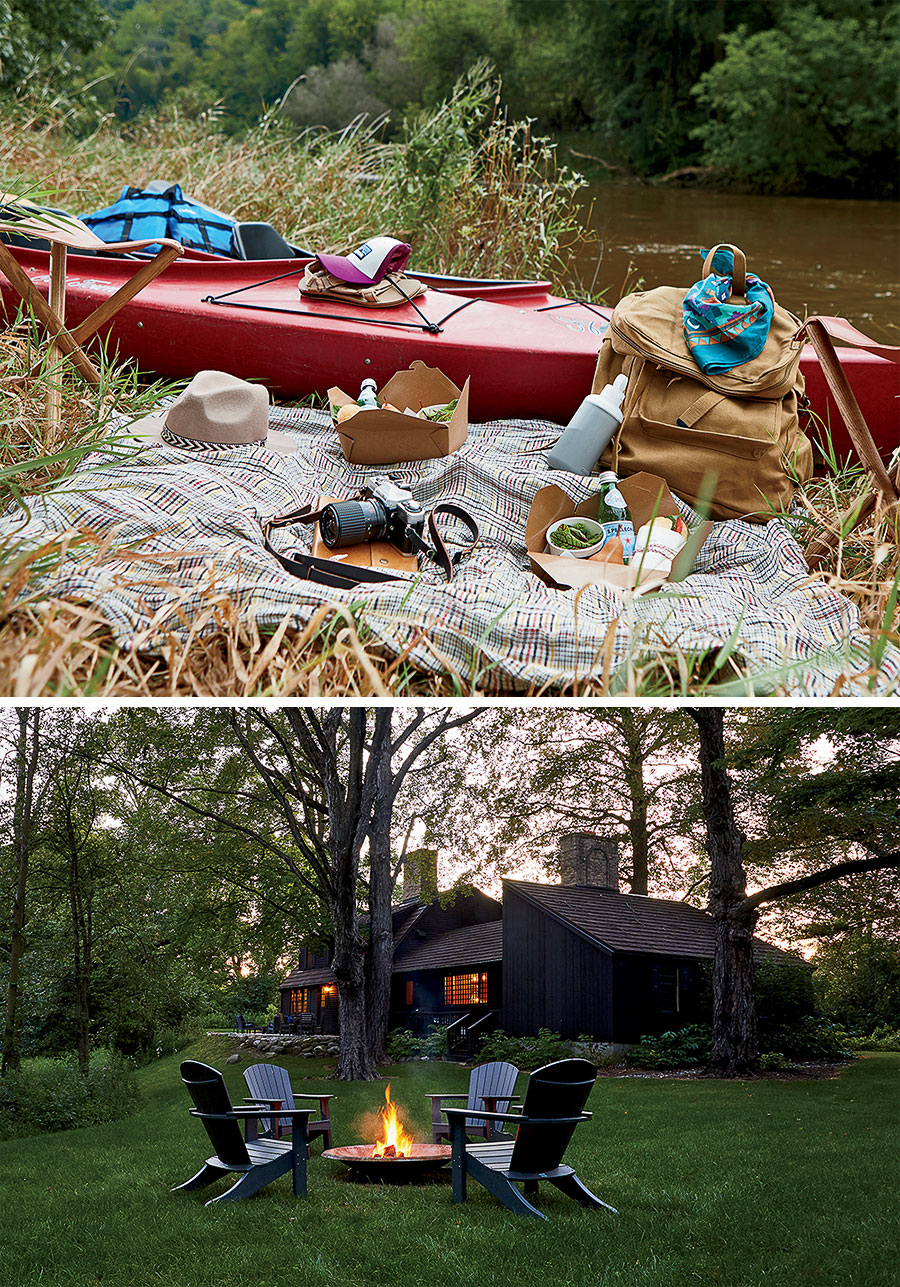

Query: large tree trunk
<box><xmin>621</xmin><ymin>712</ymin><xmax>650</xmax><ymax>895</ymax></box>
<box><xmin>331</xmin><ymin>910</ymin><xmax>376</xmax><ymax>1080</ymax></box>
<box><xmin>692</xmin><ymin>708</ymin><xmax>759</xmax><ymax>1077</ymax></box>
<box><xmin>334</xmin><ymin>975</ymin><xmax>376</xmax><ymax>1080</ymax></box>
<box><xmin>328</xmin><ymin>709</ymin><xmax>380</xmax><ymax>1081</ymax></box>
<box><xmin>365</xmin><ymin>718</ymin><xmax>395</xmax><ymax>1066</ymax></box>
<box><xmin>330</xmin><ymin>873</ymin><xmax>378</xmax><ymax>1079</ymax></box>
<box><xmin>2</xmin><ymin>709</ymin><xmax>41</xmax><ymax>1076</ymax></box>
<box><xmin>69</xmin><ymin>861</ymin><xmax>92</xmax><ymax>1076</ymax></box>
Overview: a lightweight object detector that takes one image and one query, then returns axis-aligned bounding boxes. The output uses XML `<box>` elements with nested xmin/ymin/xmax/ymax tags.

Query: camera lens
<box><xmin>320</xmin><ymin>498</ymin><xmax>388</xmax><ymax>548</ymax></box>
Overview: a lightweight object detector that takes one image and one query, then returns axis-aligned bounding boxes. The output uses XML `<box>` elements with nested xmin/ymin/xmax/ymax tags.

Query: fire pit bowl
<box><xmin>322</xmin><ymin>1144</ymin><xmax>451</xmax><ymax>1182</ymax></box>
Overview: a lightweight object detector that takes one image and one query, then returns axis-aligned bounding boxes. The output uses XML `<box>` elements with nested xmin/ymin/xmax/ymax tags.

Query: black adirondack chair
<box><xmin>427</xmin><ymin>1060</ymin><xmax>520</xmax><ymax>1143</ymax></box>
<box><xmin>173</xmin><ymin>1060</ymin><xmax>314</xmax><ymax>1205</ymax></box>
<box><xmin>242</xmin><ymin>1062</ymin><xmax>333</xmax><ymax>1149</ymax></box>
<box><xmin>445</xmin><ymin>1058</ymin><xmax>617</xmax><ymax>1221</ymax></box>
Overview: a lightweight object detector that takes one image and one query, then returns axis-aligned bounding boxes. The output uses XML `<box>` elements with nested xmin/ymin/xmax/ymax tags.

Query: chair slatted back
<box><xmin>509</xmin><ymin>1059</ymin><xmax>597</xmax><ymax>1175</ymax></box>
<box><xmin>243</xmin><ymin>1063</ymin><xmax>294</xmax><ymax>1134</ymax></box>
<box><xmin>467</xmin><ymin>1061</ymin><xmax>519</xmax><ymax>1130</ymax></box>
<box><xmin>180</xmin><ymin>1060</ymin><xmax>250</xmax><ymax>1168</ymax></box>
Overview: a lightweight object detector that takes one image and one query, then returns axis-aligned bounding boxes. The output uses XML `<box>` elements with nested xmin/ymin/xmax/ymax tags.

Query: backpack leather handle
<box><xmin>703</xmin><ymin>243</ymin><xmax>747</xmax><ymax>300</ymax></box>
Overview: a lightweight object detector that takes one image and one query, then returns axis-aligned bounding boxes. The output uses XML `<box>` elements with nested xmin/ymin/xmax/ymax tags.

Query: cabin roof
<box><xmin>280</xmin><ymin>965</ymin><xmax>335</xmax><ymax>989</ymax></box>
<box><xmin>503</xmin><ymin>880</ymin><xmax>794</xmax><ymax>963</ymax></box>
<box><xmin>393</xmin><ymin>919</ymin><xmax>504</xmax><ymax>972</ymax></box>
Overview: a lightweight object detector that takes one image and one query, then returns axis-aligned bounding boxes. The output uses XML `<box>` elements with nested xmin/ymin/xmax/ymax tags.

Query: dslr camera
<box><xmin>319</xmin><ymin>475</ymin><xmax>426</xmax><ymax>554</ymax></box>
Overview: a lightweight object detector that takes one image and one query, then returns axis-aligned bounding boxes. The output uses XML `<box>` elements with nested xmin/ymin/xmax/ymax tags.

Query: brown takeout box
<box><xmin>329</xmin><ymin>361</ymin><xmax>469</xmax><ymax>464</ymax></box>
<box><xmin>526</xmin><ymin>472</ymin><xmax>711</xmax><ymax>594</ymax></box>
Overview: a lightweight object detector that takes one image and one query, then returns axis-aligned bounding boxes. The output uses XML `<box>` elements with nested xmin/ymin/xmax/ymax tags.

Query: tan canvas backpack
<box><xmin>595</xmin><ymin>244</ymin><xmax>814</xmax><ymax>522</ymax></box>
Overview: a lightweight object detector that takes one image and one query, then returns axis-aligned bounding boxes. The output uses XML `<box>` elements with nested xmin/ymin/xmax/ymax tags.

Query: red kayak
<box><xmin>1</xmin><ymin>244</ymin><xmax>896</xmax><ymax>459</ymax></box>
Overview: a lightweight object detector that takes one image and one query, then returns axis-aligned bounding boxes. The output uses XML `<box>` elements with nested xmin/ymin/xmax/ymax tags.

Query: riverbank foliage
<box><xmin>2</xmin><ymin>0</ymin><xmax>897</xmax><ymax>197</ymax></box>
<box><xmin>0</xmin><ymin>65</ymin><xmax>587</xmax><ymax>285</ymax></box>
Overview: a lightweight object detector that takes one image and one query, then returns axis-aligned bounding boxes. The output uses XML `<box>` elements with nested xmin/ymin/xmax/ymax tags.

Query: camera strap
<box><xmin>262</xmin><ymin>503</ymin><xmax>406</xmax><ymax>587</ymax></box>
<box><xmin>405</xmin><ymin>503</ymin><xmax>480</xmax><ymax>581</ymax></box>
<box><xmin>262</xmin><ymin>499</ymin><xmax>479</xmax><ymax>586</ymax></box>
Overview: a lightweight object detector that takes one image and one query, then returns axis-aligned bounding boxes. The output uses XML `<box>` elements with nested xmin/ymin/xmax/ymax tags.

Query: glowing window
<box><xmin>444</xmin><ymin>971</ymin><xmax>488</xmax><ymax>1006</ymax></box>
<box><xmin>405</xmin><ymin>980</ymin><xmax>414</xmax><ymax>1007</ymax></box>
<box><xmin>290</xmin><ymin>987</ymin><xmax>309</xmax><ymax>1014</ymax></box>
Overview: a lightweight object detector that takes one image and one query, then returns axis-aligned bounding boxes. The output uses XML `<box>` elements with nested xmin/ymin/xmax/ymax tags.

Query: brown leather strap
<box><xmin>795</xmin><ymin>316</ymin><xmax>899</xmax><ymax>566</ymax></box>
<box><xmin>702</xmin><ymin>243</ymin><xmax>747</xmax><ymax>299</ymax></box>
<box><xmin>610</xmin><ymin>356</ymin><xmax>646</xmax><ymax>472</ymax></box>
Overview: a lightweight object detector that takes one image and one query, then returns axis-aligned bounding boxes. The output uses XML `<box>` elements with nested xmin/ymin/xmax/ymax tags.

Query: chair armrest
<box><xmin>502</xmin><ymin>1113</ymin><xmax>591</xmax><ymax>1125</ymax></box>
<box><xmin>443</xmin><ymin>1107</ymin><xmax>524</xmax><ymax>1125</ymax></box>
<box><xmin>293</xmin><ymin>1093</ymin><xmax>333</xmax><ymax>1117</ymax></box>
<box><xmin>190</xmin><ymin>1107</ymin><xmax>276</xmax><ymax>1120</ymax></box>
<box><xmin>263</xmin><ymin>1107</ymin><xmax>316</xmax><ymax>1120</ymax></box>
<box><xmin>444</xmin><ymin>1108</ymin><xmax>591</xmax><ymax>1126</ymax></box>
<box><xmin>424</xmin><ymin>1093</ymin><xmax>468</xmax><ymax>1102</ymax></box>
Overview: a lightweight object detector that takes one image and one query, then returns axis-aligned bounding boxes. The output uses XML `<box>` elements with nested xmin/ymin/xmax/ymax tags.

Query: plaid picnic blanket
<box><xmin>5</xmin><ymin>404</ymin><xmax>898</xmax><ymax>696</ymax></box>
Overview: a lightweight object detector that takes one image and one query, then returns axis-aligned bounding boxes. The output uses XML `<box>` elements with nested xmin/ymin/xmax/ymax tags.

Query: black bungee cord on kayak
<box><xmin>203</xmin><ymin>265</ymin><xmax>479</xmax><ymax>334</ymax></box>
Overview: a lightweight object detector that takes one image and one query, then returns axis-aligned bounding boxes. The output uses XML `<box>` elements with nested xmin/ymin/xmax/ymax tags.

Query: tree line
<box><xmin>2</xmin><ymin>0</ymin><xmax>897</xmax><ymax>196</ymax></box>
<box><xmin>1</xmin><ymin>706</ymin><xmax>898</xmax><ymax>1083</ymax></box>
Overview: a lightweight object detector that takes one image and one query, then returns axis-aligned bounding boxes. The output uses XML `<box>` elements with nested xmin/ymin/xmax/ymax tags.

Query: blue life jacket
<box><xmin>80</xmin><ymin>185</ymin><xmax>237</xmax><ymax>255</ymax></box>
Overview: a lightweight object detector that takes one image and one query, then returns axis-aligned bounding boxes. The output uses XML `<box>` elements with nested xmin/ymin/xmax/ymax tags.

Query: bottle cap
<box><xmin>585</xmin><ymin>372</ymin><xmax>628</xmax><ymax>424</ymax></box>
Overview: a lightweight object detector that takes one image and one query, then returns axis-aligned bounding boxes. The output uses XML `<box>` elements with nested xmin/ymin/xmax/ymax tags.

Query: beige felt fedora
<box><xmin>121</xmin><ymin>370</ymin><xmax>297</xmax><ymax>454</ymax></box>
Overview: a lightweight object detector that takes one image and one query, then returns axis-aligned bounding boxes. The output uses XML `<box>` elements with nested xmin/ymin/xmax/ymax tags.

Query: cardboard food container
<box><xmin>526</xmin><ymin>472</ymin><xmax>711</xmax><ymax>594</ymax></box>
<box><xmin>329</xmin><ymin>361</ymin><xmax>469</xmax><ymax>464</ymax></box>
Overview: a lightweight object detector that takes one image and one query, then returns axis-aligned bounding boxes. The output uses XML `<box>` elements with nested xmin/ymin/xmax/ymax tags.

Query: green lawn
<box><xmin>1</xmin><ymin>1042</ymin><xmax>896</xmax><ymax>1287</ymax></box>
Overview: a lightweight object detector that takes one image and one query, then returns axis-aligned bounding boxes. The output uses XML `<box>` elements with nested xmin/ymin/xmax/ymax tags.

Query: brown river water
<box><xmin>568</xmin><ymin>182</ymin><xmax>900</xmax><ymax>342</ymax></box>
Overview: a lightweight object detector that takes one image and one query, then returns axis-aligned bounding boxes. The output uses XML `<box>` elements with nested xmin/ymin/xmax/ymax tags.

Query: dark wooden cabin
<box><xmin>279</xmin><ymin>834</ymin><xmax>795</xmax><ymax>1048</ymax></box>
<box><xmin>279</xmin><ymin>851</ymin><xmax>502</xmax><ymax>1046</ymax></box>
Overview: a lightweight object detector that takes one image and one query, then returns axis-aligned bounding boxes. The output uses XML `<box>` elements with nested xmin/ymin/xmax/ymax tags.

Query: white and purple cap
<box><xmin>314</xmin><ymin>236</ymin><xmax>412</xmax><ymax>285</ymax></box>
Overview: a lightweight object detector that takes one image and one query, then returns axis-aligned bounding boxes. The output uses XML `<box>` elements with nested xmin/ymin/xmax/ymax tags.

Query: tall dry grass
<box><xmin>0</xmin><ymin>63</ymin><xmax>590</xmax><ymax>287</ymax></box>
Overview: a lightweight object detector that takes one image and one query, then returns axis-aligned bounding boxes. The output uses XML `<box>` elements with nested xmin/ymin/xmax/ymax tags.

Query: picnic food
<box><xmin>638</xmin><ymin>514</ymin><xmax>688</xmax><ymax>538</ymax></box>
<box><xmin>335</xmin><ymin>403</ymin><xmax>361</xmax><ymax>424</ymax></box>
<box><xmin>551</xmin><ymin>521</ymin><xmax>602</xmax><ymax>550</ymax></box>
<box><xmin>589</xmin><ymin>535</ymin><xmax>625</xmax><ymax>564</ymax></box>
<box><xmin>633</xmin><ymin>514</ymin><xmax>690</xmax><ymax>574</ymax></box>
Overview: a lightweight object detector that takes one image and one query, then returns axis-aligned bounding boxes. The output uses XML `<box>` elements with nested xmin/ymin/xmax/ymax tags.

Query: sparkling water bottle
<box><xmin>597</xmin><ymin>470</ymin><xmax>635</xmax><ymax>560</ymax></box>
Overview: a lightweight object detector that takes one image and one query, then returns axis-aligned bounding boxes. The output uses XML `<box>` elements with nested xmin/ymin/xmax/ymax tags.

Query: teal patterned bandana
<box><xmin>683</xmin><ymin>247</ymin><xmax>774</xmax><ymax>374</ymax></box>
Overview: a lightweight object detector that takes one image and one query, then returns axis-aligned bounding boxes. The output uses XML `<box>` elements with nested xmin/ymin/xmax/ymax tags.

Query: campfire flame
<box><xmin>372</xmin><ymin>1084</ymin><xmax>414</xmax><ymax>1158</ymax></box>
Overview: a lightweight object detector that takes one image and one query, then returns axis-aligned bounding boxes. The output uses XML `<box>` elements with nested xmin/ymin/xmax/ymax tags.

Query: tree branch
<box><xmin>739</xmin><ymin>851</ymin><xmax>900</xmax><ymax>914</ymax></box>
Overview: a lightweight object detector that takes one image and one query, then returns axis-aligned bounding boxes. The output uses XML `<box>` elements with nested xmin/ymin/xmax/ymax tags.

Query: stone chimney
<box><xmin>402</xmin><ymin>848</ymin><xmax>438</xmax><ymax>903</ymax></box>
<box><xmin>558</xmin><ymin>832</ymin><xmax>619</xmax><ymax>890</ymax></box>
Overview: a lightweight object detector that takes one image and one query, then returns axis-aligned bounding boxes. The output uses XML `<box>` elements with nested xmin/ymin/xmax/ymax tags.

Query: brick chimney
<box><xmin>402</xmin><ymin>848</ymin><xmax>438</xmax><ymax>903</ymax></box>
<box><xmin>558</xmin><ymin>833</ymin><xmax>619</xmax><ymax>890</ymax></box>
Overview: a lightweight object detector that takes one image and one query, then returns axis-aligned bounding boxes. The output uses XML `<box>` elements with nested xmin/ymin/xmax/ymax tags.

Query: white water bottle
<box><xmin>547</xmin><ymin>372</ymin><xmax>628</xmax><ymax>474</ymax></box>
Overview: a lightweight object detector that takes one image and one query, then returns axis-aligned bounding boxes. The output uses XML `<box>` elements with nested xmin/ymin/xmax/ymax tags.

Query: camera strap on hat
<box><xmin>262</xmin><ymin>496</ymin><xmax>479</xmax><ymax>585</ymax></box>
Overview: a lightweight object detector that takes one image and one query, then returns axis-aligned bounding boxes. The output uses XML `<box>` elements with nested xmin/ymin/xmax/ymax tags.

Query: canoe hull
<box><xmin>1</xmin><ymin>247</ymin><xmax>896</xmax><ymax>458</ymax></box>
